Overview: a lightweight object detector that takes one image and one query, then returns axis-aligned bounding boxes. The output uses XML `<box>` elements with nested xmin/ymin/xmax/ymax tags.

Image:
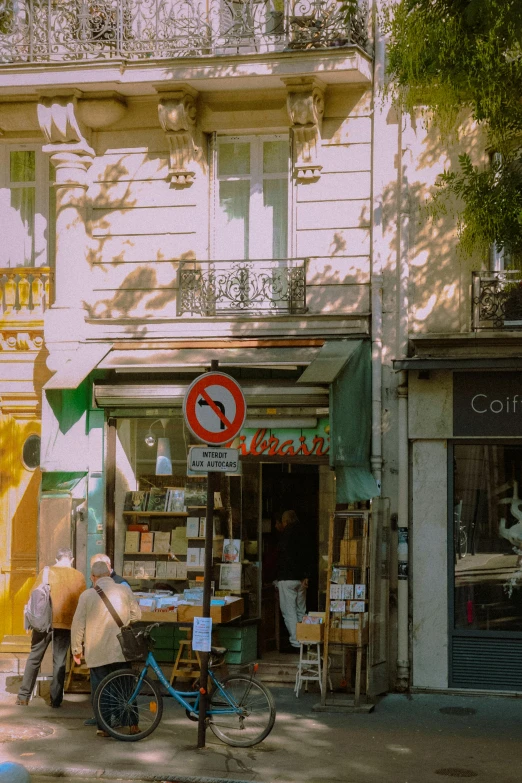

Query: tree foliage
<box><xmin>383</xmin><ymin>0</ymin><xmax>522</xmax><ymax>259</ymax></box>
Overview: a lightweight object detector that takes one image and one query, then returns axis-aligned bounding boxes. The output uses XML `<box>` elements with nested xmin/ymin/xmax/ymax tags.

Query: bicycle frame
<box><xmin>129</xmin><ymin>651</ymin><xmax>242</xmax><ymax>717</ymax></box>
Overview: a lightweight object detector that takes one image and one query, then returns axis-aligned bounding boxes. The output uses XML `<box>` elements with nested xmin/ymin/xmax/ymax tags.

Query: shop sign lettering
<box><xmin>233</xmin><ymin>418</ymin><xmax>330</xmax><ymax>458</ymax></box>
<box><xmin>453</xmin><ymin>372</ymin><xmax>522</xmax><ymax>436</ymax></box>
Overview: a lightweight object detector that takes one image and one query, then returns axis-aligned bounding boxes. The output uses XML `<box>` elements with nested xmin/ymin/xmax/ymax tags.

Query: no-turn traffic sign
<box><xmin>183</xmin><ymin>372</ymin><xmax>246</xmax><ymax>445</ymax></box>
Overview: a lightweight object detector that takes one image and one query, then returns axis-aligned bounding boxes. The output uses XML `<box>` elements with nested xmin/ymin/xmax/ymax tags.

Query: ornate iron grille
<box><xmin>178</xmin><ymin>258</ymin><xmax>307</xmax><ymax>316</ymax></box>
<box><xmin>472</xmin><ymin>270</ymin><xmax>522</xmax><ymax>329</ymax></box>
<box><xmin>0</xmin><ymin>0</ymin><xmax>369</xmax><ymax>63</ymax></box>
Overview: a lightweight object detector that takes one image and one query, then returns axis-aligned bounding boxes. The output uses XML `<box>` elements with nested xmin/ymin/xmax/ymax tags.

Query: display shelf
<box><xmin>186</xmin><ymin>535</ymin><xmax>225</xmax><ymax>540</ymax></box>
<box><xmin>322</xmin><ymin>509</ymin><xmax>371</xmax><ymax>709</ymax></box>
<box><xmin>123</xmin><ymin>511</ymin><xmax>189</xmax><ymax>518</ymax></box>
<box><xmin>124</xmin><ymin>551</ymin><xmax>174</xmax><ymax>556</ymax></box>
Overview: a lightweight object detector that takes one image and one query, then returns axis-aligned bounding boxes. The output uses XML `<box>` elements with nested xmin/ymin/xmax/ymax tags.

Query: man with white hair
<box><xmin>17</xmin><ymin>547</ymin><xmax>86</xmax><ymax>707</ymax></box>
<box><xmin>90</xmin><ymin>553</ymin><xmax>129</xmax><ymax>588</ymax></box>
<box><xmin>71</xmin><ymin>560</ymin><xmax>140</xmax><ymax>736</ymax></box>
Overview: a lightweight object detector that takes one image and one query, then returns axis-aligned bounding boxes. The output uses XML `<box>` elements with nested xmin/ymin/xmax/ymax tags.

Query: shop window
<box><xmin>0</xmin><ymin>146</ymin><xmax>55</xmax><ymax>268</ymax></box>
<box><xmin>114</xmin><ymin>416</ymin><xmax>261</xmax><ymax>620</ymax></box>
<box><xmin>213</xmin><ymin>134</ymin><xmax>289</xmax><ymax>260</ymax></box>
<box><xmin>453</xmin><ymin>444</ymin><xmax>522</xmax><ymax>633</ymax></box>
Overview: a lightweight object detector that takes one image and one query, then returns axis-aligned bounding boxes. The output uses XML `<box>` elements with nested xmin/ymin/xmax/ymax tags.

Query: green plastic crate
<box><xmin>224</xmin><ymin>644</ymin><xmax>258</xmax><ymax>665</ymax></box>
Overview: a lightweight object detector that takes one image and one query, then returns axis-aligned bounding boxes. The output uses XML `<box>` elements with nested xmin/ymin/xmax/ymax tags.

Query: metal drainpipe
<box><xmin>370</xmin><ymin>0</ymin><xmax>385</xmax><ymax>492</ymax></box>
<box><xmin>396</xmin><ymin>107</ymin><xmax>412</xmax><ymax>691</ymax></box>
<box><xmin>396</xmin><ymin>371</ymin><xmax>409</xmax><ymax>689</ymax></box>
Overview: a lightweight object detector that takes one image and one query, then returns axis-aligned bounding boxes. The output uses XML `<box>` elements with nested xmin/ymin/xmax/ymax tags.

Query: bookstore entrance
<box><xmin>110</xmin><ymin>411</ymin><xmax>333</xmax><ymax>660</ymax></box>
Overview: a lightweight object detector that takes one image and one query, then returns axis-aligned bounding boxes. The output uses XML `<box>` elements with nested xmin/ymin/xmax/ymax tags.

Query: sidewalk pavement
<box><xmin>1</xmin><ymin>687</ymin><xmax>521</xmax><ymax>783</ymax></box>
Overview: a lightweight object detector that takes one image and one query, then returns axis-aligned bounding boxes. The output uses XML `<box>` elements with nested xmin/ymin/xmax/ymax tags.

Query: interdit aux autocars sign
<box><xmin>231</xmin><ymin>417</ymin><xmax>330</xmax><ymax>458</ymax></box>
<box><xmin>453</xmin><ymin>372</ymin><xmax>522</xmax><ymax>436</ymax></box>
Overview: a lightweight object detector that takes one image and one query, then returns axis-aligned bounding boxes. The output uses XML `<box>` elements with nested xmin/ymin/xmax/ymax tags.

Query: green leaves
<box><xmin>385</xmin><ymin>0</ymin><xmax>522</xmax><ymax>256</ymax></box>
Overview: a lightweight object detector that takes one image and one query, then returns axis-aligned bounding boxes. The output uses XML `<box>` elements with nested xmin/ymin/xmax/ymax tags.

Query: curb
<box><xmin>25</xmin><ymin>765</ymin><xmax>254</xmax><ymax>783</ymax></box>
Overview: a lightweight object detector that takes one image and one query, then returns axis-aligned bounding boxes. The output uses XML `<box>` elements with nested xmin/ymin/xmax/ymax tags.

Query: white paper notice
<box><xmin>192</xmin><ymin>616</ymin><xmax>213</xmax><ymax>652</ymax></box>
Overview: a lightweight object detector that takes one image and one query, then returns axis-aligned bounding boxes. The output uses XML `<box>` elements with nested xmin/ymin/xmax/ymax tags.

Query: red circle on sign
<box><xmin>183</xmin><ymin>372</ymin><xmax>246</xmax><ymax>445</ymax></box>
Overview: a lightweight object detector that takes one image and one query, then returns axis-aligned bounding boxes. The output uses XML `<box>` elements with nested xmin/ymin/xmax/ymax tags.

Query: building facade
<box><xmin>2</xmin><ymin>0</ymin><xmax>517</xmax><ymax>696</ymax></box>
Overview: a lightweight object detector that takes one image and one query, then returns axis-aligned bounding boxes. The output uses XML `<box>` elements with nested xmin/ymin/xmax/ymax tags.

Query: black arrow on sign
<box><xmin>198</xmin><ymin>397</ymin><xmax>226</xmax><ymax>430</ymax></box>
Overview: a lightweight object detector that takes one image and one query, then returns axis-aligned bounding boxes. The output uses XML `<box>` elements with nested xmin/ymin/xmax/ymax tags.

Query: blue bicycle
<box><xmin>93</xmin><ymin>624</ymin><xmax>276</xmax><ymax>747</ymax></box>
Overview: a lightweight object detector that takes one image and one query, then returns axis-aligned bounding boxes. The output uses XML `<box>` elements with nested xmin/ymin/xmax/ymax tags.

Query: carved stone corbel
<box><xmin>156</xmin><ymin>87</ymin><xmax>199</xmax><ymax>186</ymax></box>
<box><xmin>283</xmin><ymin>78</ymin><xmax>325</xmax><ymax>181</ymax></box>
<box><xmin>37</xmin><ymin>92</ymin><xmax>95</xmax><ymax>186</ymax></box>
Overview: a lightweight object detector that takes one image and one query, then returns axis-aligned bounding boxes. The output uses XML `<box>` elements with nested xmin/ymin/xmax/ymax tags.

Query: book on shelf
<box><xmin>222</xmin><ymin>539</ymin><xmax>241</xmax><ymax>563</ymax></box>
<box><xmin>156</xmin><ymin>561</ymin><xmax>167</xmax><ymax>579</ymax></box>
<box><xmin>147</xmin><ymin>487</ymin><xmax>168</xmax><ymax>512</ymax></box>
<box><xmin>170</xmin><ymin>527</ymin><xmax>188</xmax><ymax>555</ymax></box>
<box><xmin>176</xmin><ymin>562</ymin><xmax>187</xmax><ymax>579</ymax></box>
<box><xmin>165</xmin><ymin>561</ymin><xmax>178</xmax><ymax>579</ymax></box>
<box><xmin>125</xmin><ymin>531</ymin><xmax>140</xmax><ymax>553</ymax></box>
<box><xmin>166</xmin><ymin>487</ymin><xmax>185</xmax><ymax>512</ymax></box>
<box><xmin>133</xmin><ymin>561</ymin><xmax>148</xmax><ymax>579</ymax></box>
<box><xmin>123</xmin><ymin>491</ymin><xmax>149</xmax><ymax>512</ymax></box>
<box><xmin>122</xmin><ymin>561</ymin><xmax>134</xmax><ymax>578</ymax></box>
<box><xmin>186</xmin><ymin>517</ymin><xmax>200</xmax><ymax>537</ymax></box>
<box><xmin>127</xmin><ymin>523</ymin><xmax>149</xmax><ymax>532</ymax></box>
<box><xmin>330</xmin><ymin>584</ymin><xmax>353</xmax><ymax>600</ymax></box>
<box><xmin>184</xmin><ymin>477</ymin><xmax>207</xmax><ymax>508</ymax></box>
<box><xmin>187</xmin><ymin>547</ymin><xmax>202</xmax><ymax>567</ymax></box>
<box><xmin>140</xmin><ymin>532</ymin><xmax>154</xmax><ymax>553</ymax></box>
<box><xmin>153</xmin><ymin>532</ymin><xmax>171</xmax><ymax>554</ymax></box>
<box><xmin>219</xmin><ymin>563</ymin><xmax>242</xmax><ymax>592</ymax></box>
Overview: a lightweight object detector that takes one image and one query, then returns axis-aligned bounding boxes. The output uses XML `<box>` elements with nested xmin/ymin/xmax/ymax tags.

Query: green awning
<box><xmin>41</xmin><ymin>472</ymin><xmax>87</xmax><ymax>492</ymax></box>
<box><xmin>329</xmin><ymin>341</ymin><xmax>379</xmax><ymax>504</ymax></box>
<box><xmin>297</xmin><ymin>340</ymin><xmax>362</xmax><ymax>384</ymax></box>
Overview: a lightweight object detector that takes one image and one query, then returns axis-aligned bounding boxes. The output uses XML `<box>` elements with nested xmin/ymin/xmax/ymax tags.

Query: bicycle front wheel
<box><xmin>208</xmin><ymin>675</ymin><xmax>276</xmax><ymax>747</ymax></box>
<box><xmin>93</xmin><ymin>669</ymin><xmax>163</xmax><ymax>742</ymax></box>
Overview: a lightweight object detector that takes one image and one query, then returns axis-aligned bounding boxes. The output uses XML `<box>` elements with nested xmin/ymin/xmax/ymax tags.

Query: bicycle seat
<box><xmin>211</xmin><ymin>646</ymin><xmax>227</xmax><ymax>656</ymax></box>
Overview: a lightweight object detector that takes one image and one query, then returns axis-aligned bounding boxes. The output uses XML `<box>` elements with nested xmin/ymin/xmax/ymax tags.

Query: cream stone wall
<box><xmin>82</xmin><ymin>87</ymin><xmax>372</xmax><ymax>328</ymax></box>
<box><xmin>407</xmin><ymin>114</ymin><xmax>487</xmax><ymax>335</ymax></box>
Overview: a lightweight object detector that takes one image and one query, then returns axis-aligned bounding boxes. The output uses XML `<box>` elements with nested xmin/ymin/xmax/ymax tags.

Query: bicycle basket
<box><xmin>117</xmin><ymin>625</ymin><xmax>149</xmax><ymax>661</ymax></box>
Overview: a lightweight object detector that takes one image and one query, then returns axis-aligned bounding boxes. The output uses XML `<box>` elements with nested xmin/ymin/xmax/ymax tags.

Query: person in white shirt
<box><xmin>71</xmin><ymin>561</ymin><xmax>141</xmax><ymax>736</ymax></box>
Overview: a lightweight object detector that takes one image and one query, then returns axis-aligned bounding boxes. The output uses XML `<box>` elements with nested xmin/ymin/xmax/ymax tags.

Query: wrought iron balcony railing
<box><xmin>0</xmin><ymin>266</ymin><xmax>53</xmax><ymax>318</ymax></box>
<box><xmin>0</xmin><ymin>0</ymin><xmax>369</xmax><ymax>63</ymax></box>
<box><xmin>178</xmin><ymin>258</ymin><xmax>307</xmax><ymax>316</ymax></box>
<box><xmin>472</xmin><ymin>270</ymin><xmax>522</xmax><ymax>330</ymax></box>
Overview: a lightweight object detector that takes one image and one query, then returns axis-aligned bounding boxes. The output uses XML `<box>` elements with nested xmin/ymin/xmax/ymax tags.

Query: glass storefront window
<box><xmin>114</xmin><ymin>416</ymin><xmax>260</xmax><ymax>619</ymax></box>
<box><xmin>453</xmin><ymin>444</ymin><xmax>522</xmax><ymax>632</ymax></box>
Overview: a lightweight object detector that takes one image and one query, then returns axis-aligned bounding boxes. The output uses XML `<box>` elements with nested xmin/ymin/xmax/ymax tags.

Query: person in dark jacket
<box><xmin>276</xmin><ymin>510</ymin><xmax>309</xmax><ymax>649</ymax></box>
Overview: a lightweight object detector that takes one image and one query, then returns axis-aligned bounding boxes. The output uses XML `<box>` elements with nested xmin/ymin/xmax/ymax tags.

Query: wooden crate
<box><xmin>296</xmin><ymin>623</ymin><xmax>324</xmax><ymax>643</ymax></box>
<box><xmin>177</xmin><ymin>597</ymin><xmax>244</xmax><ymax>624</ymax></box>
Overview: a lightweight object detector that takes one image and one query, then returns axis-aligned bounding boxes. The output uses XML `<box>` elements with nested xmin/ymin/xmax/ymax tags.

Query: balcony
<box><xmin>0</xmin><ymin>267</ymin><xmax>53</xmax><ymax>319</ymax></box>
<box><xmin>472</xmin><ymin>270</ymin><xmax>522</xmax><ymax>330</ymax></box>
<box><xmin>0</xmin><ymin>0</ymin><xmax>369</xmax><ymax>64</ymax></box>
<box><xmin>178</xmin><ymin>258</ymin><xmax>307</xmax><ymax>316</ymax></box>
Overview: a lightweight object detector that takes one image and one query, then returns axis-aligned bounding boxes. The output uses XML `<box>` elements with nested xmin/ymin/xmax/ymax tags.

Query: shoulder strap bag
<box><xmin>95</xmin><ymin>586</ymin><xmax>147</xmax><ymax>662</ymax></box>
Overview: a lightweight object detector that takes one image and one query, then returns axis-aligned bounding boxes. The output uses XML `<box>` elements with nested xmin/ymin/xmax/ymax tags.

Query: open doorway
<box><xmin>260</xmin><ymin>463</ymin><xmax>319</xmax><ymax>653</ymax></box>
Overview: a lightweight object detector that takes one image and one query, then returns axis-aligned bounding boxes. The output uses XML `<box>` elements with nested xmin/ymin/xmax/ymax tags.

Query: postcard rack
<box><xmin>321</xmin><ymin>510</ymin><xmax>370</xmax><ymax>708</ymax></box>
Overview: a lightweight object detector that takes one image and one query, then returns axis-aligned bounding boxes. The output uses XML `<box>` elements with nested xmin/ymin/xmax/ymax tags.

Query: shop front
<box><xmin>39</xmin><ymin>340</ymin><xmax>380</xmax><ymax>672</ymax></box>
<box><xmin>408</xmin><ymin>367</ymin><xmax>522</xmax><ymax>692</ymax></box>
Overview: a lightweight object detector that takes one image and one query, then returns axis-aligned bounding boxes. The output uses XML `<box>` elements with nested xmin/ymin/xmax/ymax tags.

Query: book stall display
<box><xmin>120</xmin><ymin>475</ymin><xmax>249</xmax><ymax>624</ymax></box>
<box><xmin>321</xmin><ymin>509</ymin><xmax>371</xmax><ymax>709</ymax></box>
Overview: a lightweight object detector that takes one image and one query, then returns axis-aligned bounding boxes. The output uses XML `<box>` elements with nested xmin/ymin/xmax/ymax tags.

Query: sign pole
<box><xmin>197</xmin><ymin>358</ymin><xmax>219</xmax><ymax>749</ymax></box>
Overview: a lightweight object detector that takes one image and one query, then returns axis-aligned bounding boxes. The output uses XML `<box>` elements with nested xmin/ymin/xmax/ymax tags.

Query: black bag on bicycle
<box><xmin>95</xmin><ymin>586</ymin><xmax>148</xmax><ymax>661</ymax></box>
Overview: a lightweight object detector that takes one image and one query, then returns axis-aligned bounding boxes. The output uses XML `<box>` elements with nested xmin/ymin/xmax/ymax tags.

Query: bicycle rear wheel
<box><xmin>93</xmin><ymin>669</ymin><xmax>163</xmax><ymax>742</ymax></box>
<box><xmin>208</xmin><ymin>675</ymin><xmax>276</xmax><ymax>747</ymax></box>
